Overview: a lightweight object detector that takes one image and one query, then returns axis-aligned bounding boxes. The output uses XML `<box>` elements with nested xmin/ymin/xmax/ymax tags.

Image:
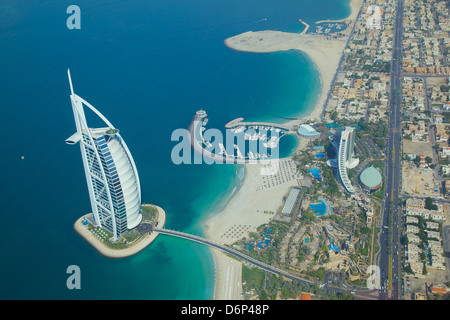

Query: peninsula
<box><xmin>225</xmin><ymin>30</ymin><xmax>346</xmax><ymax>122</ymax></box>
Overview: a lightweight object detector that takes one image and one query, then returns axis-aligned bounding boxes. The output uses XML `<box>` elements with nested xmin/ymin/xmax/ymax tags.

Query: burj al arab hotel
<box><xmin>66</xmin><ymin>70</ymin><xmax>142</xmax><ymax>240</ymax></box>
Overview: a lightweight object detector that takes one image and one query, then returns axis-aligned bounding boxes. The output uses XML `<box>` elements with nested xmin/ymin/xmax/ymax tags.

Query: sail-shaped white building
<box><xmin>66</xmin><ymin>69</ymin><xmax>142</xmax><ymax>240</ymax></box>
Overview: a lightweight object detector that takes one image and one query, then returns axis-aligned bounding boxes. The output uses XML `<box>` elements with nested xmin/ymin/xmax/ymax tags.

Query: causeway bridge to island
<box><xmin>155</xmin><ymin>227</ymin><xmax>287</xmax><ymax>277</ymax></box>
<box><xmin>154</xmin><ymin>227</ymin><xmax>378</xmax><ymax>299</ymax></box>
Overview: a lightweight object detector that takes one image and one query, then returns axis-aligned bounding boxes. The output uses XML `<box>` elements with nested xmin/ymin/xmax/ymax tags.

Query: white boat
<box><xmin>234</xmin><ymin>144</ymin><xmax>244</xmax><ymax>159</ymax></box>
<box><xmin>232</xmin><ymin>126</ymin><xmax>246</xmax><ymax>133</ymax></box>
<box><xmin>219</xmin><ymin>143</ymin><xmax>226</xmax><ymax>154</ymax></box>
<box><xmin>263</xmin><ymin>136</ymin><xmax>279</xmax><ymax>148</ymax></box>
<box><xmin>245</xmin><ymin>132</ymin><xmax>260</xmax><ymax>141</ymax></box>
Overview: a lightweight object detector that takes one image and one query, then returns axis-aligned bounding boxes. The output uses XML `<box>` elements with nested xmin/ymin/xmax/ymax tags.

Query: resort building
<box><xmin>281</xmin><ymin>188</ymin><xmax>301</xmax><ymax>215</ymax></box>
<box><xmin>334</xmin><ymin>127</ymin><xmax>359</xmax><ymax>193</ymax></box>
<box><xmin>66</xmin><ymin>70</ymin><xmax>142</xmax><ymax>240</ymax></box>
<box><xmin>297</xmin><ymin>124</ymin><xmax>320</xmax><ymax>139</ymax></box>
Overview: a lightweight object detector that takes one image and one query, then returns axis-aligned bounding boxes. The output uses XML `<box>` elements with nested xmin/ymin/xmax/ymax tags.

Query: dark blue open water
<box><xmin>0</xmin><ymin>0</ymin><xmax>350</xmax><ymax>299</ymax></box>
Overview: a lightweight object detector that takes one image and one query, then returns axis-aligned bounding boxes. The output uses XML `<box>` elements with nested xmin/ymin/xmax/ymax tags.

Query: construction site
<box><xmin>402</xmin><ymin>164</ymin><xmax>441</xmax><ymax>197</ymax></box>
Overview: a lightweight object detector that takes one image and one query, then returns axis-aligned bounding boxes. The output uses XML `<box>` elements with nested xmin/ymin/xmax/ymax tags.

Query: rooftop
<box><xmin>298</xmin><ymin>124</ymin><xmax>320</xmax><ymax>137</ymax></box>
<box><xmin>360</xmin><ymin>166</ymin><xmax>382</xmax><ymax>188</ymax></box>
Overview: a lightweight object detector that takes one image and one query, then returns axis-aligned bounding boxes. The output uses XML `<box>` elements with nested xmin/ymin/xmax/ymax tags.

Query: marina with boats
<box><xmin>189</xmin><ymin>110</ymin><xmax>296</xmax><ymax>163</ymax></box>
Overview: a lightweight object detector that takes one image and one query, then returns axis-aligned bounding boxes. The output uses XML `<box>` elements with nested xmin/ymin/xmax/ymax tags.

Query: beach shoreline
<box><xmin>204</xmin><ymin>161</ymin><xmax>299</xmax><ymax>299</ymax></box>
<box><xmin>224</xmin><ymin>31</ymin><xmax>346</xmax><ymax>123</ymax></box>
<box><xmin>205</xmin><ymin>0</ymin><xmax>364</xmax><ymax>300</ymax></box>
<box><xmin>224</xmin><ymin>0</ymin><xmax>363</xmax><ymax>124</ymax></box>
<box><xmin>316</xmin><ymin>0</ymin><xmax>363</xmax><ymax>23</ymax></box>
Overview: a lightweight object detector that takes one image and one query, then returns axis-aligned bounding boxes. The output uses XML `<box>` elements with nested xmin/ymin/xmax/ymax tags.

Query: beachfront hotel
<box><xmin>65</xmin><ymin>70</ymin><xmax>142</xmax><ymax>240</ymax></box>
<box><xmin>333</xmin><ymin>126</ymin><xmax>359</xmax><ymax>194</ymax></box>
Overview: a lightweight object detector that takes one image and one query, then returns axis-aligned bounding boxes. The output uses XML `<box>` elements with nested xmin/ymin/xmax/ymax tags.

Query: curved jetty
<box><xmin>188</xmin><ymin>110</ymin><xmax>245</xmax><ymax>164</ymax></box>
<box><xmin>224</xmin><ymin>117</ymin><xmax>291</xmax><ymax>131</ymax></box>
<box><xmin>188</xmin><ymin>110</ymin><xmax>294</xmax><ymax>164</ymax></box>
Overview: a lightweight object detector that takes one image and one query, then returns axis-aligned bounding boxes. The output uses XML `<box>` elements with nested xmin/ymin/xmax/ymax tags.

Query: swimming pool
<box><xmin>328</xmin><ymin>242</ymin><xmax>340</xmax><ymax>252</ymax></box>
<box><xmin>309</xmin><ymin>199</ymin><xmax>329</xmax><ymax>217</ymax></box>
<box><xmin>314</xmin><ymin>153</ymin><xmax>325</xmax><ymax>158</ymax></box>
<box><xmin>307</xmin><ymin>168</ymin><xmax>322</xmax><ymax>180</ymax></box>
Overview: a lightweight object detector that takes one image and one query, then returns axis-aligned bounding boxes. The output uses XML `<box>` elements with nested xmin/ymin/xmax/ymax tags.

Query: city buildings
<box><xmin>404</xmin><ymin>198</ymin><xmax>446</xmax><ymax>221</ymax></box>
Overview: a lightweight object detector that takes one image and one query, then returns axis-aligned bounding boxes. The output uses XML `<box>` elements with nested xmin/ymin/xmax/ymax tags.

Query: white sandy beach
<box><xmin>204</xmin><ymin>160</ymin><xmax>301</xmax><ymax>299</ymax></box>
<box><xmin>224</xmin><ymin>0</ymin><xmax>363</xmax><ymax>124</ymax></box>
<box><xmin>316</xmin><ymin>0</ymin><xmax>363</xmax><ymax>23</ymax></box>
<box><xmin>225</xmin><ymin>31</ymin><xmax>347</xmax><ymax>123</ymax></box>
<box><xmin>205</xmin><ymin>0</ymin><xmax>364</xmax><ymax>300</ymax></box>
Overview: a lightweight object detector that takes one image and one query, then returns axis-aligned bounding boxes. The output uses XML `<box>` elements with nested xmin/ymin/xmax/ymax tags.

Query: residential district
<box><xmin>235</xmin><ymin>0</ymin><xmax>450</xmax><ymax>300</ymax></box>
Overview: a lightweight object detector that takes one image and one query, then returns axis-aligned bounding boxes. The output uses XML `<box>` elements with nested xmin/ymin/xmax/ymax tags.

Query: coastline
<box><xmin>74</xmin><ymin>204</ymin><xmax>166</xmax><ymax>259</ymax></box>
<box><xmin>224</xmin><ymin>0</ymin><xmax>363</xmax><ymax>124</ymax></box>
<box><xmin>204</xmin><ymin>159</ymin><xmax>302</xmax><ymax>299</ymax></box>
<box><xmin>316</xmin><ymin>0</ymin><xmax>363</xmax><ymax>23</ymax></box>
<box><xmin>206</xmin><ymin>0</ymin><xmax>364</xmax><ymax>300</ymax></box>
<box><xmin>224</xmin><ymin>31</ymin><xmax>346</xmax><ymax>123</ymax></box>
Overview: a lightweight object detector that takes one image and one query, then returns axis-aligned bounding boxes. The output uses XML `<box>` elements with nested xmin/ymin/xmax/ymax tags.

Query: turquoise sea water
<box><xmin>0</xmin><ymin>0</ymin><xmax>351</xmax><ymax>299</ymax></box>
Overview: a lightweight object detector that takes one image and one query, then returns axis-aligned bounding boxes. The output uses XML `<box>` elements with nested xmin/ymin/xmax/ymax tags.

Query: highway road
<box><xmin>400</xmin><ymin>194</ymin><xmax>450</xmax><ymax>204</ymax></box>
<box><xmin>378</xmin><ymin>0</ymin><xmax>404</xmax><ymax>300</ymax></box>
